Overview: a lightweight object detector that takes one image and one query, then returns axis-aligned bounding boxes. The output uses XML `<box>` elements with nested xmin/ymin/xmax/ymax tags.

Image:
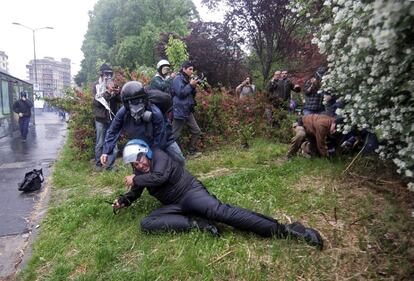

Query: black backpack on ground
<box><xmin>18</xmin><ymin>169</ymin><xmax>44</xmax><ymax>192</ymax></box>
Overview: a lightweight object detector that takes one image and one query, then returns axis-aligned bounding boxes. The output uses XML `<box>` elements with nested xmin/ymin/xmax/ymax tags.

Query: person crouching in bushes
<box><xmin>286</xmin><ymin>114</ymin><xmax>342</xmax><ymax>159</ymax></box>
<box><xmin>112</xmin><ymin>139</ymin><xmax>324</xmax><ymax>250</ymax></box>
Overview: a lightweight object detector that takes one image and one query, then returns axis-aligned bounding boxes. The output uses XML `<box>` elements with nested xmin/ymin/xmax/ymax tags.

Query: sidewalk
<box><xmin>0</xmin><ymin>112</ymin><xmax>67</xmax><ymax>280</ymax></box>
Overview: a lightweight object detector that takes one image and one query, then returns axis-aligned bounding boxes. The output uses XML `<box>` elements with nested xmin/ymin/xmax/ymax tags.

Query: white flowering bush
<box><xmin>291</xmin><ymin>0</ymin><xmax>414</xmax><ymax>189</ymax></box>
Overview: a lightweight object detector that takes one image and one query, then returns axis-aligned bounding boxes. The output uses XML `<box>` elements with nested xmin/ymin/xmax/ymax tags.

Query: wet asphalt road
<box><xmin>0</xmin><ymin>112</ymin><xmax>67</xmax><ymax>237</ymax></box>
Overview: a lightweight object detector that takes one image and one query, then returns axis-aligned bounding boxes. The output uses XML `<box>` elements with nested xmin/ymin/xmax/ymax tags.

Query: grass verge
<box><xmin>19</xmin><ymin>137</ymin><xmax>414</xmax><ymax>280</ymax></box>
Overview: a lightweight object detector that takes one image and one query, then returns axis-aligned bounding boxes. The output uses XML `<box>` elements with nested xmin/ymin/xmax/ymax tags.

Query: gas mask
<box><xmin>129</xmin><ymin>99</ymin><xmax>152</xmax><ymax>122</ymax></box>
<box><xmin>161</xmin><ymin>66</ymin><xmax>171</xmax><ymax>76</ymax></box>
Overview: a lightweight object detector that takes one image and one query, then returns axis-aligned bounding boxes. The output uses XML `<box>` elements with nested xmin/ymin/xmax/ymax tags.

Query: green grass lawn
<box><xmin>19</xmin><ymin>138</ymin><xmax>414</xmax><ymax>281</ymax></box>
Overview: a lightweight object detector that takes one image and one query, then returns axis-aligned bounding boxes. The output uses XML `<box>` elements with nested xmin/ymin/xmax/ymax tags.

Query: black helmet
<box><xmin>121</xmin><ymin>82</ymin><xmax>152</xmax><ymax>122</ymax></box>
<box><xmin>121</xmin><ymin>81</ymin><xmax>149</xmax><ymax>119</ymax></box>
<box><xmin>121</xmin><ymin>81</ymin><xmax>147</xmax><ymax>103</ymax></box>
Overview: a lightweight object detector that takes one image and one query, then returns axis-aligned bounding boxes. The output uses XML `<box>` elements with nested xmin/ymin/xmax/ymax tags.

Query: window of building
<box><xmin>1</xmin><ymin>80</ymin><xmax>10</xmax><ymax>115</ymax></box>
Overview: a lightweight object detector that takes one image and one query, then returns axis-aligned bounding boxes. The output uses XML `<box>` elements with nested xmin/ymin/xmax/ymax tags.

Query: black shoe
<box><xmin>285</xmin><ymin>222</ymin><xmax>323</xmax><ymax>250</ymax></box>
<box><xmin>190</xmin><ymin>217</ymin><xmax>220</xmax><ymax>237</ymax></box>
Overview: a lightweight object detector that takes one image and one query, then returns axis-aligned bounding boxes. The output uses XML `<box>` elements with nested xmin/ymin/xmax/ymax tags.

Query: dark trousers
<box><xmin>141</xmin><ymin>182</ymin><xmax>286</xmax><ymax>237</ymax></box>
<box><xmin>95</xmin><ymin>120</ymin><xmax>117</xmax><ymax>168</ymax></box>
<box><xmin>18</xmin><ymin>116</ymin><xmax>30</xmax><ymax>139</ymax></box>
<box><xmin>172</xmin><ymin>113</ymin><xmax>201</xmax><ymax>152</ymax></box>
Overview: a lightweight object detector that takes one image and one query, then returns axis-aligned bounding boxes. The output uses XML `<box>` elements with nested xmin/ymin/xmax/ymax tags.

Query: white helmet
<box><xmin>156</xmin><ymin>59</ymin><xmax>170</xmax><ymax>72</ymax></box>
<box><xmin>122</xmin><ymin>139</ymin><xmax>153</xmax><ymax>164</ymax></box>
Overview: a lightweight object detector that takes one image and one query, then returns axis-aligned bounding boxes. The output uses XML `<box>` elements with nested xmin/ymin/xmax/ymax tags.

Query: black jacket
<box><xmin>93</xmin><ymin>91</ymin><xmax>121</xmax><ymax>124</ymax></box>
<box><xmin>268</xmin><ymin>78</ymin><xmax>299</xmax><ymax>101</ymax></box>
<box><xmin>13</xmin><ymin>99</ymin><xmax>33</xmax><ymax>117</ymax></box>
<box><xmin>119</xmin><ymin>149</ymin><xmax>194</xmax><ymax>206</ymax></box>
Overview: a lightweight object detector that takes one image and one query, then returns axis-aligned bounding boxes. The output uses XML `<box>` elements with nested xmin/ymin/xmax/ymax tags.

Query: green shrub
<box><xmin>48</xmin><ymin>69</ymin><xmax>295</xmax><ymax>157</ymax></box>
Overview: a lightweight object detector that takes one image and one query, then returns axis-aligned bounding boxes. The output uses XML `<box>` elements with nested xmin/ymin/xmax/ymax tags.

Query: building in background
<box><xmin>0</xmin><ymin>51</ymin><xmax>9</xmax><ymax>73</ymax></box>
<box><xmin>26</xmin><ymin>57</ymin><xmax>71</xmax><ymax>97</ymax></box>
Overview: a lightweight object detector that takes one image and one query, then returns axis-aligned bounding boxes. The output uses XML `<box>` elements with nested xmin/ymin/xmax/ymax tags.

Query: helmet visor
<box><xmin>123</xmin><ymin>144</ymin><xmax>148</xmax><ymax>164</ymax></box>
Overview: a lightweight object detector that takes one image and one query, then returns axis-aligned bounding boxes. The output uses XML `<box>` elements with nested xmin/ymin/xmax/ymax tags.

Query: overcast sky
<box><xmin>0</xmin><ymin>0</ymin><xmax>223</xmax><ymax>81</ymax></box>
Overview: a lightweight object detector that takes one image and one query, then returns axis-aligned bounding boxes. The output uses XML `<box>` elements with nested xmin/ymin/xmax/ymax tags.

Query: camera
<box><xmin>192</xmin><ymin>73</ymin><xmax>205</xmax><ymax>85</ymax></box>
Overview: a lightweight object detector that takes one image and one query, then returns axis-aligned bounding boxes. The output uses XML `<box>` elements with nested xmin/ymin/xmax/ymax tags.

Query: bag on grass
<box><xmin>18</xmin><ymin>169</ymin><xmax>44</xmax><ymax>192</ymax></box>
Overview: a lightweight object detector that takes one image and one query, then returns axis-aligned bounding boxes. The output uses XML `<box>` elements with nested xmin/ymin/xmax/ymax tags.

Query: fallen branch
<box><xmin>207</xmin><ymin>250</ymin><xmax>234</xmax><ymax>266</ymax></box>
<box><xmin>350</xmin><ymin>212</ymin><xmax>378</xmax><ymax>226</ymax></box>
<box><xmin>318</xmin><ymin>211</ymin><xmax>336</xmax><ymax>227</ymax></box>
<box><xmin>342</xmin><ymin>136</ymin><xmax>368</xmax><ymax>175</ymax></box>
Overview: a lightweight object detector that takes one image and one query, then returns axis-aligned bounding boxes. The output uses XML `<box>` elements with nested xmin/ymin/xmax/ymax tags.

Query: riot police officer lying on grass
<box><xmin>112</xmin><ymin>139</ymin><xmax>324</xmax><ymax>250</ymax></box>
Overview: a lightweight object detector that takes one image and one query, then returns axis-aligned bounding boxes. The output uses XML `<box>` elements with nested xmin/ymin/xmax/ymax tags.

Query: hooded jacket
<box><xmin>13</xmin><ymin>98</ymin><xmax>33</xmax><ymax>117</ymax></box>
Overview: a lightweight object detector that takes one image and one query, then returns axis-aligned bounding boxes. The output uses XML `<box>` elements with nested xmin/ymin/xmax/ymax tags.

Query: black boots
<box><xmin>285</xmin><ymin>222</ymin><xmax>323</xmax><ymax>250</ymax></box>
<box><xmin>189</xmin><ymin>217</ymin><xmax>220</xmax><ymax>237</ymax></box>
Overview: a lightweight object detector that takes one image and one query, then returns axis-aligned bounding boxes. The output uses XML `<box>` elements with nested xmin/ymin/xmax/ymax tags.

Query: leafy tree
<box><xmin>184</xmin><ymin>21</ymin><xmax>248</xmax><ymax>87</ymax></box>
<box><xmin>157</xmin><ymin>22</ymin><xmax>248</xmax><ymax>87</ymax></box>
<box><xmin>76</xmin><ymin>0</ymin><xmax>198</xmax><ymax>86</ymax></box>
<box><xmin>201</xmin><ymin>0</ymin><xmax>304</xmax><ymax>83</ymax></box>
<box><xmin>292</xmin><ymin>0</ymin><xmax>414</xmax><ymax>187</ymax></box>
<box><xmin>165</xmin><ymin>36</ymin><xmax>189</xmax><ymax>72</ymax></box>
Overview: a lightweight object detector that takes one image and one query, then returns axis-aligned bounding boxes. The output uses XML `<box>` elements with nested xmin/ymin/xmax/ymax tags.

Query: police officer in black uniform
<box><xmin>113</xmin><ymin>139</ymin><xmax>324</xmax><ymax>249</ymax></box>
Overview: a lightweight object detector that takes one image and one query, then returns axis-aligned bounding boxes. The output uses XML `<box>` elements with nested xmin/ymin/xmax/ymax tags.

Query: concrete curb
<box><xmin>0</xmin><ymin>177</ymin><xmax>52</xmax><ymax>281</ymax></box>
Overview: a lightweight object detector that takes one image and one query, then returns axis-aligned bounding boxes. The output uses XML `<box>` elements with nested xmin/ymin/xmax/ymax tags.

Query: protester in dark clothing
<box><xmin>101</xmin><ymin>81</ymin><xmax>185</xmax><ymax>167</ymax></box>
<box><xmin>171</xmin><ymin>61</ymin><xmax>202</xmax><ymax>156</ymax></box>
<box><xmin>93</xmin><ymin>81</ymin><xmax>121</xmax><ymax>171</ymax></box>
<box><xmin>287</xmin><ymin>114</ymin><xmax>337</xmax><ymax>158</ymax></box>
<box><xmin>267</xmin><ymin>70</ymin><xmax>281</xmax><ymax>105</ymax></box>
<box><xmin>12</xmin><ymin>91</ymin><xmax>33</xmax><ymax>142</ymax></box>
<box><xmin>303</xmin><ymin>67</ymin><xmax>328</xmax><ymax>115</ymax></box>
<box><xmin>148</xmin><ymin>60</ymin><xmax>185</xmax><ymax>164</ymax></box>
<box><xmin>303</xmin><ymin>77</ymin><xmax>324</xmax><ymax>115</ymax></box>
<box><xmin>148</xmin><ymin>59</ymin><xmax>175</xmax><ymax>93</ymax></box>
<box><xmin>321</xmin><ymin>92</ymin><xmax>344</xmax><ymax>117</ymax></box>
<box><xmin>268</xmin><ymin>70</ymin><xmax>301</xmax><ymax>110</ymax></box>
<box><xmin>93</xmin><ymin>63</ymin><xmax>114</xmax><ymax>98</ymax></box>
<box><xmin>112</xmin><ymin>139</ymin><xmax>324</xmax><ymax>250</ymax></box>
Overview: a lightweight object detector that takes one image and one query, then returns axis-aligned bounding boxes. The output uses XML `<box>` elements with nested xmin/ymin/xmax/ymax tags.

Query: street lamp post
<box><xmin>12</xmin><ymin>22</ymin><xmax>53</xmax><ymax>92</ymax></box>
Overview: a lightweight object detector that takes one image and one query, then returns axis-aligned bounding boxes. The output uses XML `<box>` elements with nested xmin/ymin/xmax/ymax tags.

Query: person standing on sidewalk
<box><xmin>171</xmin><ymin>61</ymin><xmax>202</xmax><ymax>156</ymax></box>
<box><xmin>12</xmin><ymin>91</ymin><xmax>33</xmax><ymax>142</ymax></box>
